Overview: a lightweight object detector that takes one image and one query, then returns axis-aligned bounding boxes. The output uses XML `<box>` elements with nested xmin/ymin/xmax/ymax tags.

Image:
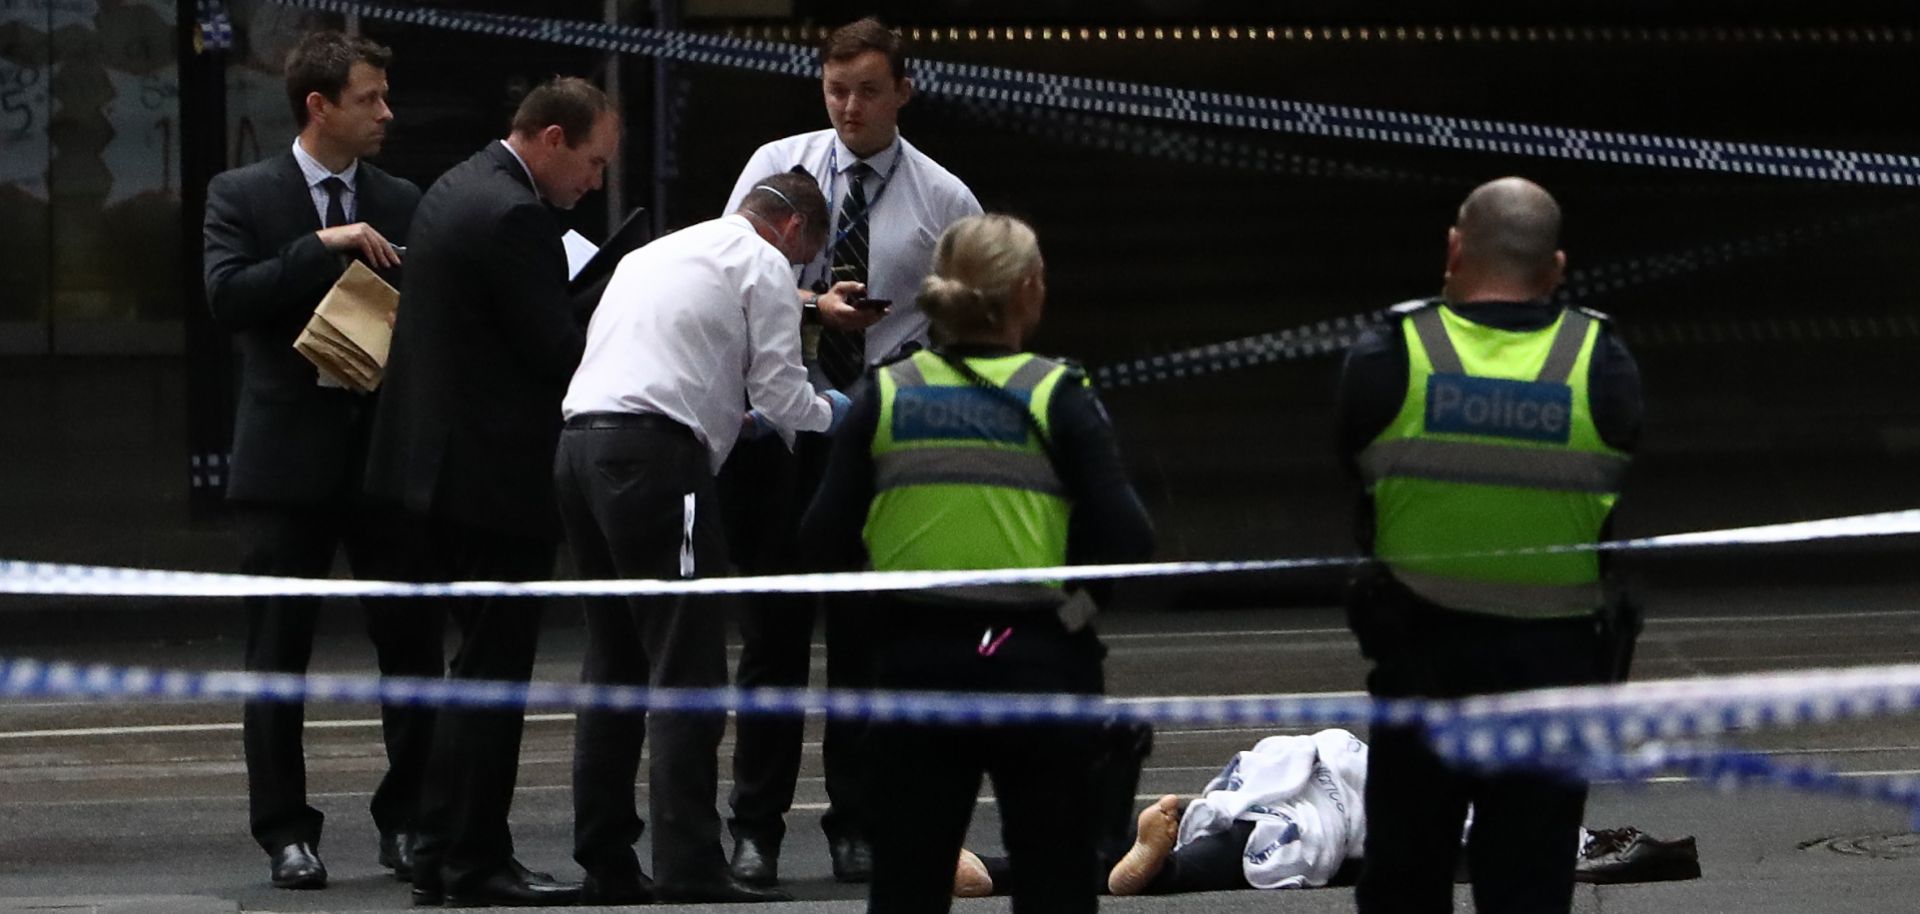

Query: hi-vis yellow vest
<box><xmin>1360</xmin><ymin>303</ymin><xmax>1630</xmax><ymax>618</ymax></box>
<box><xmin>865</xmin><ymin>350</ymin><xmax>1073</xmax><ymax>605</ymax></box>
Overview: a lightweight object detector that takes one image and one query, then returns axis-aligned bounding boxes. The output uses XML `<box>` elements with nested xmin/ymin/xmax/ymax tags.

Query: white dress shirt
<box><xmin>562</xmin><ymin>214</ymin><xmax>832</xmax><ymax>470</ymax></box>
<box><xmin>724</xmin><ymin>129</ymin><xmax>982</xmax><ymax>369</ymax></box>
<box><xmin>291</xmin><ymin>137</ymin><xmax>358</xmax><ymax>225</ymax></box>
<box><xmin>497</xmin><ymin>139</ymin><xmax>541</xmax><ymax>200</ymax></box>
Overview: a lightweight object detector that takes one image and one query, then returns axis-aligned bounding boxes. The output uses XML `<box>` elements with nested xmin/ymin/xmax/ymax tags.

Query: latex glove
<box><xmin>740</xmin><ymin>409</ymin><xmax>774</xmax><ymax>441</ymax></box>
<box><xmin>823</xmin><ymin>389</ymin><xmax>852</xmax><ymax>434</ymax></box>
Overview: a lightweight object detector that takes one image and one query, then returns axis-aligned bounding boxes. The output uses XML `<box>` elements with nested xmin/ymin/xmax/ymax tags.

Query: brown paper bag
<box><xmin>295</xmin><ymin>260</ymin><xmax>399</xmax><ymax>390</ymax></box>
<box><xmin>300</xmin><ymin>317</ymin><xmax>380</xmax><ymax>390</ymax></box>
<box><xmin>295</xmin><ymin>330</ymin><xmax>367</xmax><ymax>391</ymax></box>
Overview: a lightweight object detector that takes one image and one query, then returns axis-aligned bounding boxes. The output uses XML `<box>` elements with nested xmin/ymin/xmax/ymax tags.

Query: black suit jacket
<box><xmin>203</xmin><ymin>150</ymin><xmax>421</xmax><ymax>505</ymax></box>
<box><xmin>365</xmin><ymin>141</ymin><xmax>585</xmax><ymax>539</ymax></box>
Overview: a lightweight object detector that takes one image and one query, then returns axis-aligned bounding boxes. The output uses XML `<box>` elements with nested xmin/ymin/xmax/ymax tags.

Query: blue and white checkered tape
<box><xmin>8</xmin><ymin>653</ymin><xmax>1920</xmax><ymax>819</ymax></box>
<box><xmin>1089</xmin><ymin>202</ymin><xmax>1920</xmax><ymax>388</ymax></box>
<box><xmin>270</xmin><ymin>0</ymin><xmax>1920</xmax><ymax>187</ymax></box>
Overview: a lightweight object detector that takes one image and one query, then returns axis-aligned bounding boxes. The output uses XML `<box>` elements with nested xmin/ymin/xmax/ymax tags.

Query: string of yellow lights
<box><xmin>717</xmin><ymin>23</ymin><xmax>1915</xmax><ymax>46</ymax></box>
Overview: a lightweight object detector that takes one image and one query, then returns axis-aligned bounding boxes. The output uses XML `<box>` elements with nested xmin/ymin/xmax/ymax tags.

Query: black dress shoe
<box><xmin>580</xmin><ymin>869</ymin><xmax>655</xmax><ymax>905</ymax></box>
<box><xmin>379</xmin><ymin>831</ymin><xmax>416</xmax><ymax>881</ymax></box>
<box><xmin>410</xmin><ymin>869</ymin><xmax>443</xmax><ymax>907</ymax></box>
<box><xmin>1576</xmin><ymin>826</ymin><xmax>1702</xmax><ymax>884</ymax></box>
<box><xmin>654</xmin><ymin>874</ymin><xmax>791</xmax><ymax>904</ymax></box>
<box><xmin>730</xmin><ymin>834</ymin><xmax>780</xmax><ymax>887</ymax></box>
<box><xmin>269</xmin><ymin>841</ymin><xmax>327</xmax><ymax>890</ymax></box>
<box><xmin>829</xmin><ymin>834</ymin><xmax>873</xmax><ymax>884</ymax></box>
<box><xmin>507</xmin><ymin>857</ymin><xmax>560</xmax><ymax>885</ymax></box>
<box><xmin>443</xmin><ymin>868</ymin><xmax>584</xmax><ymax>907</ymax></box>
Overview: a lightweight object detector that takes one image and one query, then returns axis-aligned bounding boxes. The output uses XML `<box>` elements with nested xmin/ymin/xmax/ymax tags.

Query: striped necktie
<box><xmin>819</xmin><ymin>162</ymin><xmax>872</xmax><ymax>390</ymax></box>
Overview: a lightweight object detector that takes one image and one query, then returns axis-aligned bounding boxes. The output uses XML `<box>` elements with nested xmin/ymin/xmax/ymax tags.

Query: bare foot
<box><xmin>954</xmin><ymin>847</ymin><xmax>993</xmax><ymax>897</ymax></box>
<box><xmin>1108</xmin><ymin>794</ymin><xmax>1181</xmax><ymax>895</ymax></box>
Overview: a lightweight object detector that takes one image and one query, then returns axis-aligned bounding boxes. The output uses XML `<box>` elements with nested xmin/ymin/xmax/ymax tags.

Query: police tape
<box><xmin>933</xmin><ymin>95</ymin><xmax>1825</xmax><ymax>200</ymax></box>
<box><xmin>9</xmin><ymin>653</ymin><xmax>1920</xmax><ymax>820</ymax></box>
<box><xmin>930</xmin><ymin>96</ymin><xmax>1459</xmax><ymax>189</ymax></box>
<box><xmin>1424</xmin><ymin>661</ymin><xmax>1920</xmax><ymax>824</ymax></box>
<box><xmin>0</xmin><ymin>656</ymin><xmax>1369</xmax><ymax>727</ymax></box>
<box><xmin>1552</xmin><ymin>744</ymin><xmax>1920</xmax><ymax>829</ymax></box>
<box><xmin>1415</xmin><ymin>672</ymin><xmax>1920</xmax><ymax>827</ymax></box>
<box><xmin>1091</xmin><ymin>310</ymin><xmax>1385</xmax><ymax>388</ymax></box>
<box><xmin>4</xmin><ymin>508</ymin><xmax>1918</xmax><ymax>599</ymax></box>
<box><xmin>1089</xmin><ymin>203</ymin><xmax>1919</xmax><ymax>388</ymax></box>
<box><xmin>266</xmin><ymin>0</ymin><xmax>1920</xmax><ymax>187</ymax></box>
<box><xmin>9</xmin><ymin>653</ymin><xmax>1920</xmax><ymax>739</ymax></box>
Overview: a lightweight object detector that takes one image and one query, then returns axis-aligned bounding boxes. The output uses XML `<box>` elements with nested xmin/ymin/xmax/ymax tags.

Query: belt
<box><xmin>564</xmin><ymin>411</ymin><xmax>690</xmax><ymax>434</ymax></box>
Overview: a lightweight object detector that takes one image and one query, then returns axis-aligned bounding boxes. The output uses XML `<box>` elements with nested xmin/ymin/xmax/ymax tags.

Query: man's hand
<box><xmin>316</xmin><ymin>223</ymin><xmax>403</xmax><ymax>269</ymax></box>
<box><xmin>822</xmin><ymin>389</ymin><xmax>852</xmax><ymax>434</ymax></box>
<box><xmin>818</xmin><ymin>280</ymin><xmax>886</xmax><ymax>332</ymax></box>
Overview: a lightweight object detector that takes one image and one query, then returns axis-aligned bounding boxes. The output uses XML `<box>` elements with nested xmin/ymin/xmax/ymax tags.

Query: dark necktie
<box><xmin>819</xmin><ymin>162</ymin><xmax>872</xmax><ymax>390</ymax></box>
<box><xmin>320</xmin><ymin>176</ymin><xmax>348</xmax><ymax>228</ymax></box>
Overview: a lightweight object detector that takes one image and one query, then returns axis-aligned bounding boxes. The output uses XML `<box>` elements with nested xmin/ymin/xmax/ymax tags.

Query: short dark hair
<box><xmin>822</xmin><ymin>16</ymin><xmax>907</xmax><ymax>82</ymax></box>
<box><xmin>285</xmin><ymin>31</ymin><xmax>392</xmax><ymax>128</ymax></box>
<box><xmin>738</xmin><ymin>171</ymin><xmax>829</xmax><ymax>248</ymax></box>
<box><xmin>510</xmin><ymin>76</ymin><xmax>617</xmax><ymax>147</ymax></box>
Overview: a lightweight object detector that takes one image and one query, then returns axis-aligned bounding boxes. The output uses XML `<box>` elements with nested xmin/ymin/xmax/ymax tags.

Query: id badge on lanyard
<box><xmin>804</xmin><ymin>138</ymin><xmax>905</xmax><ymax>291</ymax></box>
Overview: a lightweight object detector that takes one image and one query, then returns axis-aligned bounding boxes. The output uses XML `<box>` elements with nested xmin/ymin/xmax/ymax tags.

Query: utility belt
<box><xmin>1345</xmin><ymin>562</ymin><xmax>1640</xmax><ymax>686</ymax></box>
<box><xmin>893</xmin><ymin>583</ymin><xmax>1100</xmax><ymax>633</ymax></box>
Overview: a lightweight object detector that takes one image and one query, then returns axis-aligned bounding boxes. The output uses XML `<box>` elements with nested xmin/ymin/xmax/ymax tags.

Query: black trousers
<box><xmin>979</xmin><ymin>718</ymin><xmax>1158</xmax><ymax>896</ymax></box>
<box><xmin>719</xmin><ymin>433</ymin><xmax>872</xmax><ymax>845</ymax></box>
<box><xmin>236</xmin><ymin>499</ymin><xmax>444</xmax><ymax>853</ymax></box>
<box><xmin>407</xmin><ymin>516</ymin><xmax>555</xmax><ymax>893</ymax></box>
<box><xmin>865</xmin><ymin>606</ymin><xmax>1106</xmax><ymax>914</ymax></box>
<box><xmin>1351</xmin><ymin>576</ymin><xmax>1608</xmax><ymax>914</ymax></box>
<box><xmin>556</xmin><ymin>416</ymin><xmax>732</xmax><ymax>887</ymax></box>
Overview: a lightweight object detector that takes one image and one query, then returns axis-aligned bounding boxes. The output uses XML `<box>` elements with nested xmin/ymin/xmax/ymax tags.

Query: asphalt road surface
<box><xmin>4</xmin><ymin>579</ymin><xmax>1919</xmax><ymax>912</ymax></box>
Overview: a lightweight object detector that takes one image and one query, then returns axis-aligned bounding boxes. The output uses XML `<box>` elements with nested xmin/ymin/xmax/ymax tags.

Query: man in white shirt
<box><xmin>558</xmin><ymin>170</ymin><xmax>849</xmax><ymax>907</ymax></box>
<box><xmin>718</xmin><ymin>16</ymin><xmax>983</xmax><ymax>888</ymax></box>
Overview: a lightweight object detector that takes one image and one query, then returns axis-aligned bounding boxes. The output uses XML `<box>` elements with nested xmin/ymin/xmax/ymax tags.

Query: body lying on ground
<box><xmin>955</xmin><ymin>727</ymin><xmax>1700</xmax><ymax>897</ymax></box>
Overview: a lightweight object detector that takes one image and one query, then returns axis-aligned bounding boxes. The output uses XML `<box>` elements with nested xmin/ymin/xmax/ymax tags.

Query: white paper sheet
<box><xmin>563</xmin><ymin>230</ymin><xmax>599</xmax><ymax>280</ymax></box>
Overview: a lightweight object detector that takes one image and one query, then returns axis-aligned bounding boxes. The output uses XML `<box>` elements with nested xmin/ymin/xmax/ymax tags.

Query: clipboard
<box><xmin>567</xmin><ymin>207</ymin><xmax>652</xmax><ymax>298</ymax></box>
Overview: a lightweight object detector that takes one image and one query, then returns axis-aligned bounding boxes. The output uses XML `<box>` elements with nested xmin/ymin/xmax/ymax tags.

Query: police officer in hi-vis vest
<box><xmin>1339</xmin><ymin>177</ymin><xmax>1644</xmax><ymax>914</ymax></box>
<box><xmin>800</xmin><ymin>214</ymin><xmax>1154</xmax><ymax>914</ymax></box>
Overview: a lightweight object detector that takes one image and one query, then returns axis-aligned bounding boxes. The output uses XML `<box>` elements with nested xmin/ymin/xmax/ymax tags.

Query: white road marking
<box><xmin>12</xmin><ymin>762</ymin><xmax>1920</xmax><ymax>810</ymax></box>
<box><xmin>0</xmin><ymin>712</ymin><xmax>578</xmax><ymax>741</ymax></box>
<box><xmin>1102</xmin><ymin>609</ymin><xmax>1920</xmax><ymax>643</ymax></box>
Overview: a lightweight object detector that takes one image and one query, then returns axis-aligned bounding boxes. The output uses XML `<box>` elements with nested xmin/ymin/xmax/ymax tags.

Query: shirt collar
<box><xmin>832</xmin><ymin>131</ymin><xmax>901</xmax><ymax>177</ymax></box>
<box><xmin>291</xmin><ymin>137</ymin><xmax>357</xmax><ymax>189</ymax></box>
<box><xmin>499</xmin><ymin>139</ymin><xmax>542</xmax><ymax>200</ymax></box>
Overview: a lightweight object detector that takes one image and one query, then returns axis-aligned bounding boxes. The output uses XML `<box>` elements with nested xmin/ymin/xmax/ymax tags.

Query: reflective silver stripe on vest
<box><xmin>1004</xmin><ymin>356</ymin><xmax>1058</xmax><ymax>392</ymax></box>
<box><xmin>1411</xmin><ymin>305</ymin><xmax>1592</xmax><ymax>383</ymax></box>
<box><xmin>874</xmin><ymin>447</ymin><xmax>1065</xmax><ymax>496</ymax></box>
<box><xmin>1389</xmin><ymin>567</ymin><xmax>1603</xmax><ymax>617</ymax></box>
<box><xmin>1535</xmin><ymin>311</ymin><xmax>1593</xmax><ymax>384</ymax></box>
<box><xmin>1409</xmin><ymin>307</ymin><xmax>1464</xmax><ymax>374</ymax></box>
<box><xmin>1359</xmin><ymin>438</ymin><xmax>1628</xmax><ymax>493</ymax></box>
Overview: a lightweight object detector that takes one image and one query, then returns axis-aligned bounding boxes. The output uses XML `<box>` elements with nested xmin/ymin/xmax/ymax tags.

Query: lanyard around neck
<box><xmin>824</xmin><ymin>138</ymin><xmax>903</xmax><ymax>240</ymax></box>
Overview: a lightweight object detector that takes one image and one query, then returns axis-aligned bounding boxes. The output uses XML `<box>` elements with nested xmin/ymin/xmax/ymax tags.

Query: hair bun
<box><xmin>917</xmin><ymin>275</ymin><xmax>983</xmax><ymax>318</ymax></box>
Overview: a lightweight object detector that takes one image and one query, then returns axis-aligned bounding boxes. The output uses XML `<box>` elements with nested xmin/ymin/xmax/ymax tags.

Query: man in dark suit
<box><xmin>202</xmin><ymin>30</ymin><xmax>443</xmax><ymax>891</ymax></box>
<box><xmin>365</xmin><ymin>75</ymin><xmax>619</xmax><ymax>908</ymax></box>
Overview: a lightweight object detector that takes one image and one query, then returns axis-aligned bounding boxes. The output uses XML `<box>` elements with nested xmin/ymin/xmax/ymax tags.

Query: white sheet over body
<box><xmin>1175</xmin><ymin>728</ymin><xmax>1370</xmax><ymax>889</ymax></box>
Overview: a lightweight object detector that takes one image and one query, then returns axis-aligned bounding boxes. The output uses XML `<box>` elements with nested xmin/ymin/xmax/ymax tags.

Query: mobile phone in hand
<box><xmin>852</xmin><ymin>296</ymin><xmax>891</xmax><ymax>312</ymax></box>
